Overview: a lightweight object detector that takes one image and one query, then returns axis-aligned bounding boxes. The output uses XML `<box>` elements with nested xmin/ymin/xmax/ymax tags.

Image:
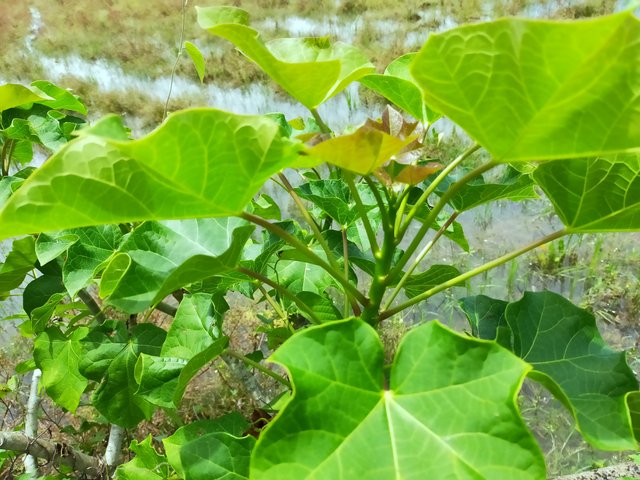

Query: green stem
<box><xmin>155</xmin><ymin>301</ymin><xmax>177</xmax><ymax>317</ymax></box>
<box><xmin>223</xmin><ymin>349</ymin><xmax>291</xmax><ymax>389</ymax></box>
<box><xmin>1</xmin><ymin>139</ymin><xmax>15</xmax><ymax>177</ymax></box>
<box><xmin>380</xmin><ymin>229</ymin><xmax>567</xmax><ymax>320</ymax></box>
<box><xmin>277</xmin><ymin>172</ymin><xmax>341</xmax><ymax>272</ymax></box>
<box><xmin>77</xmin><ymin>288</ymin><xmax>106</xmax><ymax>322</ymax></box>
<box><xmin>257</xmin><ymin>284</ymin><xmax>288</xmax><ymax>322</ymax></box>
<box><xmin>383</xmin><ymin>211</ymin><xmax>459</xmax><ymax>311</ymax></box>
<box><xmin>310</xmin><ymin>108</ymin><xmax>331</xmax><ymax>134</ymax></box>
<box><xmin>241</xmin><ymin>212</ymin><xmax>367</xmax><ymax>307</ymax></box>
<box><xmin>344</xmin><ymin>172</ymin><xmax>379</xmax><ymax>256</ymax></box>
<box><xmin>238</xmin><ymin>266</ymin><xmax>322</xmax><ymax>324</ymax></box>
<box><xmin>163</xmin><ymin>0</ymin><xmax>188</xmax><ymax>119</ymax></box>
<box><xmin>399</xmin><ymin>143</ymin><xmax>481</xmax><ymax>239</ymax></box>
<box><xmin>389</xmin><ymin>159</ymin><xmax>497</xmax><ymax>280</ymax></box>
<box><xmin>363</xmin><ymin>176</ymin><xmax>390</xmax><ymax>229</ymax></box>
<box><xmin>341</xmin><ymin>227</ymin><xmax>350</xmax><ymax>318</ymax></box>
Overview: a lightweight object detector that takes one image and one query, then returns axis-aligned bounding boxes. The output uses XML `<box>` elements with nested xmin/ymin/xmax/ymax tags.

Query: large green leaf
<box><xmin>33</xmin><ymin>326</ymin><xmax>89</xmax><ymax>412</ymax></box>
<box><xmin>100</xmin><ymin>218</ymin><xmax>253</xmax><ymax>313</ymax></box>
<box><xmin>89</xmin><ymin>324</ymin><xmax>166</xmax><ymax>428</ymax></box>
<box><xmin>197</xmin><ymin>6</ymin><xmax>374</xmax><ymax>109</ymax></box>
<box><xmin>533</xmin><ymin>154</ymin><xmax>640</xmax><ymax>232</ymax></box>
<box><xmin>402</xmin><ymin>264</ymin><xmax>461</xmax><ymax>299</ymax></box>
<box><xmin>164</xmin><ymin>414</ymin><xmax>253</xmax><ymax>480</ymax></box>
<box><xmin>360</xmin><ymin>53</ymin><xmax>439</xmax><ymax>123</ymax></box>
<box><xmin>506</xmin><ymin>291</ymin><xmax>639</xmax><ymax>450</ymax></box>
<box><xmin>0</xmin><ymin>109</ymin><xmax>301</xmax><ymax>241</ymax></box>
<box><xmin>252</xmin><ymin>319</ymin><xmax>544</xmax><ymax>479</ymax></box>
<box><xmin>412</xmin><ymin>12</ymin><xmax>640</xmax><ymax>161</ymax></box>
<box><xmin>0</xmin><ymin>236</ymin><xmax>36</xmax><ymax>297</ymax></box>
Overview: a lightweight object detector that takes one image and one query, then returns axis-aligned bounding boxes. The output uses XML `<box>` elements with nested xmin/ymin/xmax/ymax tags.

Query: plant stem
<box><xmin>380</xmin><ymin>229</ymin><xmax>567</xmax><ymax>320</ymax></box>
<box><xmin>155</xmin><ymin>301</ymin><xmax>177</xmax><ymax>317</ymax></box>
<box><xmin>1</xmin><ymin>139</ymin><xmax>16</xmax><ymax>177</ymax></box>
<box><xmin>342</xmin><ymin>227</ymin><xmax>350</xmax><ymax>318</ymax></box>
<box><xmin>344</xmin><ymin>172</ymin><xmax>379</xmax><ymax>256</ymax></box>
<box><xmin>163</xmin><ymin>0</ymin><xmax>188</xmax><ymax>119</ymax></box>
<box><xmin>277</xmin><ymin>172</ymin><xmax>341</xmax><ymax>273</ymax></box>
<box><xmin>390</xmin><ymin>159</ymin><xmax>496</xmax><ymax>280</ymax></box>
<box><xmin>241</xmin><ymin>212</ymin><xmax>367</xmax><ymax>307</ymax></box>
<box><xmin>104</xmin><ymin>424</ymin><xmax>124</xmax><ymax>469</ymax></box>
<box><xmin>77</xmin><ymin>288</ymin><xmax>105</xmax><ymax>322</ymax></box>
<box><xmin>257</xmin><ymin>284</ymin><xmax>288</xmax><ymax>322</ymax></box>
<box><xmin>310</xmin><ymin>108</ymin><xmax>331</xmax><ymax>134</ymax></box>
<box><xmin>399</xmin><ymin>143</ymin><xmax>481</xmax><ymax>239</ymax></box>
<box><xmin>363</xmin><ymin>176</ymin><xmax>391</xmax><ymax>229</ymax></box>
<box><xmin>224</xmin><ymin>349</ymin><xmax>291</xmax><ymax>389</ymax></box>
<box><xmin>24</xmin><ymin>369</ymin><xmax>41</xmax><ymax>478</ymax></box>
<box><xmin>237</xmin><ymin>266</ymin><xmax>323</xmax><ymax>324</ymax></box>
<box><xmin>383</xmin><ymin>212</ymin><xmax>459</xmax><ymax>311</ymax></box>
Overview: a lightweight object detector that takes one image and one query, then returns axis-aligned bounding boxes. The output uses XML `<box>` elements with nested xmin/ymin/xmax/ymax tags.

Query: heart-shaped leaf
<box><xmin>0</xmin><ymin>109</ymin><xmax>301</xmax><ymax>241</ymax></box>
<box><xmin>533</xmin><ymin>154</ymin><xmax>640</xmax><ymax>232</ymax></box>
<box><xmin>252</xmin><ymin>319</ymin><xmax>544</xmax><ymax>479</ymax></box>
<box><xmin>197</xmin><ymin>6</ymin><xmax>374</xmax><ymax>109</ymax></box>
<box><xmin>100</xmin><ymin>218</ymin><xmax>253</xmax><ymax>313</ymax></box>
<box><xmin>412</xmin><ymin>12</ymin><xmax>640</xmax><ymax>161</ymax></box>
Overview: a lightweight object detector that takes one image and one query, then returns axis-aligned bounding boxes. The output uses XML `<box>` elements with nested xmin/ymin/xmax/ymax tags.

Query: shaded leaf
<box><xmin>402</xmin><ymin>264</ymin><xmax>461</xmax><ymax>298</ymax></box>
<box><xmin>459</xmin><ymin>294</ymin><xmax>511</xmax><ymax>348</ymax></box>
<box><xmin>507</xmin><ymin>291</ymin><xmax>640</xmax><ymax>450</ymax></box>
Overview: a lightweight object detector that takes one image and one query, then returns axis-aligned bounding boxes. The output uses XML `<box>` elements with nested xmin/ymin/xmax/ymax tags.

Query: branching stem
<box><xmin>224</xmin><ymin>349</ymin><xmax>291</xmax><ymax>389</ymax></box>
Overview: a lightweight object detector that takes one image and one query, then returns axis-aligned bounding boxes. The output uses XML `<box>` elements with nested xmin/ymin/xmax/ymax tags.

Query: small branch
<box><xmin>257</xmin><ymin>284</ymin><xmax>288</xmax><ymax>321</ymax></box>
<box><xmin>224</xmin><ymin>349</ymin><xmax>291</xmax><ymax>389</ymax></box>
<box><xmin>344</xmin><ymin>172</ymin><xmax>379</xmax><ymax>256</ymax></box>
<box><xmin>104</xmin><ymin>424</ymin><xmax>124</xmax><ymax>469</ymax></box>
<box><xmin>380</xmin><ymin>229</ymin><xmax>567</xmax><ymax>320</ymax></box>
<box><xmin>0</xmin><ymin>431</ymin><xmax>102</xmax><ymax>477</ymax></box>
<box><xmin>241</xmin><ymin>212</ymin><xmax>367</xmax><ymax>307</ymax></box>
<box><xmin>383</xmin><ymin>212</ymin><xmax>459</xmax><ymax>311</ymax></box>
<box><xmin>342</xmin><ymin>227</ymin><xmax>350</xmax><ymax>318</ymax></box>
<box><xmin>77</xmin><ymin>288</ymin><xmax>106</xmax><ymax>322</ymax></box>
<box><xmin>155</xmin><ymin>301</ymin><xmax>177</xmax><ymax>317</ymax></box>
<box><xmin>238</xmin><ymin>267</ymin><xmax>322</xmax><ymax>324</ymax></box>
<box><xmin>399</xmin><ymin>143</ymin><xmax>481</xmax><ymax>238</ymax></box>
<box><xmin>552</xmin><ymin>462</ymin><xmax>640</xmax><ymax>480</ymax></box>
<box><xmin>310</xmin><ymin>108</ymin><xmax>331</xmax><ymax>134</ymax></box>
<box><xmin>24</xmin><ymin>369</ymin><xmax>41</xmax><ymax>478</ymax></box>
<box><xmin>277</xmin><ymin>172</ymin><xmax>341</xmax><ymax>273</ymax></box>
<box><xmin>163</xmin><ymin>0</ymin><xmax>189</xmax><ymax>119</ymax></box>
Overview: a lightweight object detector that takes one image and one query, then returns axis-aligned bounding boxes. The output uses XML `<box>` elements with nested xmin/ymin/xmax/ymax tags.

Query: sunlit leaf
<box><xmin>197</xmin><ymin>6</ymin><xmax>373</xmax><ymax>109</ymax></box>
<box><xmin>184</xmin><ymin>41</ymin><xmax>206</xmax><ymax>84</ymax></box>
<box><xmin>116</xmin><ymin>435</ymin><xmax>171</xmax><ymax>480</ymax></box>
<box><xmin>0</xmin><ymin>109</ymin><xmax>301</xmax><ymax>241</ymax></box>
<box><xmin>0</xmin><ymin>84</ymin><xmax>50</xmax><ymax>111</ymax></box>
<box><xmin>0</xmin><ymin>236</ymin><xmax>36</xmax><ymax>297</ymax></box>
<box><xmin>252</xmin><ymin>319</ymin><xmax>544</xmax><ymax>479</ymax></box>
<box><xmin>412</xmin><ymin>12</ymin><xmax>640</xmax><ymax>161</ymax></box>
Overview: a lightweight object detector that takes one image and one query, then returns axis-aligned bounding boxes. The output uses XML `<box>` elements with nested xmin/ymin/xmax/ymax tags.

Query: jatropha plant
<box><xmin>0</xmin><ymin>5</ymin><xmax>639</xmax><ymax>479</ymax></box>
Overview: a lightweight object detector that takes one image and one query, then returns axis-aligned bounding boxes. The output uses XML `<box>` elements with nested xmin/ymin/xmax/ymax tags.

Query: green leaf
<box><xmin>274</xmin><ymin>260</ymin><xmax>335</xmax><ymax>295</ymax></box>
<box><xmin>101</xmin><ymin>218</ymin><xmax>253</xmax><ymax>313</ymax></box>
<box><xmin>164</xmin><ymin>414</ymin><xmax>251</xmax><ymax>479</ymax></box>
<box><xmin>30</xmin><ymin>80</ymin><xmax>87</xmax><ymax>115</ymax></box>
<box><xmin>0</xmin><ymin>84</ymin><xmax>50</xmax><ymax>111</ymax></box>
<box><xmin>533</xmin><ymin>154</ymin><xmax>640</xmax><ymax>232</ymax></box>
<box><xmin>459</xmin><ymin>295</ymin><xmax>511</xmax><ymax>348</ymax></box>
<box><xmin>184</xmin><ymin>41</ymin><xmax>206</xmax><ymax>83</ymax></box>
<box><xmin>402</xmin><ymin>264</ymin><xmax>461</xmax><ymax>299</ymax></box>
<box><xmin>252</xmin><ymin>319</ymin><xmax>544</xmax><ymax>479</ymax></box>
<box><xmin>30</xmin><ymin>292</ymin><xmax>67</xmax><ymax>333</ymax></box>
<box><xmin>360</xmin><ymin>53</ymin><xmax>439</xmax><ymax>123</ymax></box>
<box><xmin>197</xmin><ymin>6</ymin><xmax>373</xmax><ymax>109</ymax></box>
<box><xmin>23</xmin><ymin>275</ymin><xmax>66</xmax><ymax>319</ymax></box>
<box><xmin>33</xmin><ymin>326</ymin><xmax>88</xmax><ymax>412</ymax></box>
<box><xmin>295</xmin><ymin>180</ymin><xmax>364</xmax><ymax>227</ymax></box>
<box><xmin>0</xmin><ymin>236</ymin><xmax>36</xmax><ymax>296</ymax></box>
<box><xmin>412</xmin><ymin>12</ymin><xmax>640</xmax><ymax>161</ymax></box>
<box><xmin>0</xmin><ymin>109</ymin><xmax>301</xmax><ymax>241</ymax></box>
<box><xmin>295</xmin><ymin>292</ymin><xmax>341</xmax><ymax>323</ymax></box>
<box><xmin>135</xmin><ymin>337</ymin><xmax>228</xmax><ymax>408</ymax></box>
<box><xmin>506</xmin><ymin>291</ymin><xmax>639</xmax><ymax>450</ymax></box>
<box><xmin>91</xmin><ymin>324</ymin><xmax>166</xmax><ymax>428</ymax></box>
<box><xmin>251</xmin><ymin>194</ymin><xmax>281</xmax><ymax>221</ymax></box>
<box><xmin>304</xmin><ymin>125</ymin><xmax>414</xmax><ymax>175</ymax></box>
<box><xmin>437</xmin><ymin>168</ymin><xmax>538</xmax><ymax>212</ymax></box>
<box><xmin>116</xmin><ymin>435</ymin><xmax>170</xmax><ymax>480</ymax></box>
